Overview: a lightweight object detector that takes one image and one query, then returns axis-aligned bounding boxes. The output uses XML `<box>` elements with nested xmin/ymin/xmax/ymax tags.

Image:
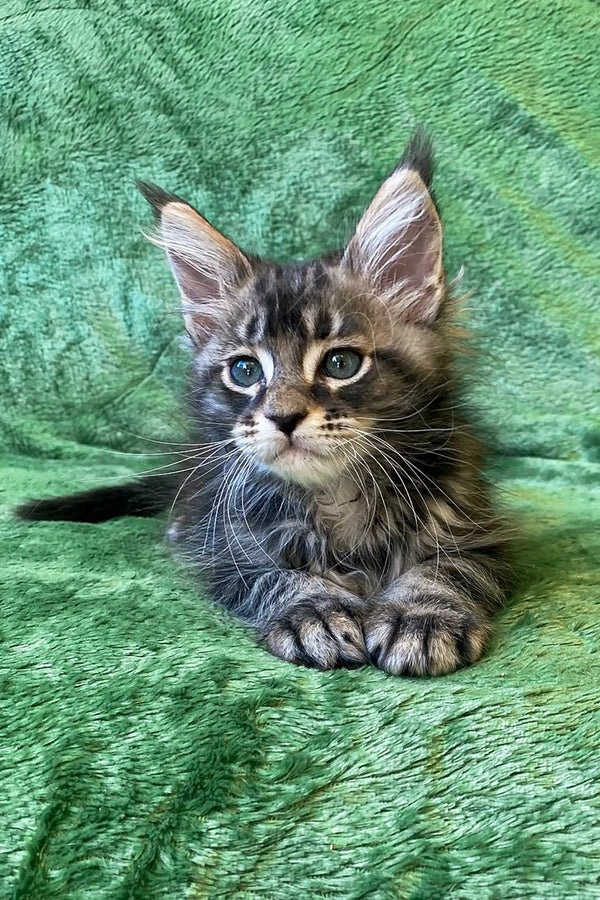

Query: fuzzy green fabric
<box><xmin>1</xmin><ymin>2</ymin><xmax>600</xmax><ymax>897</ymax></box>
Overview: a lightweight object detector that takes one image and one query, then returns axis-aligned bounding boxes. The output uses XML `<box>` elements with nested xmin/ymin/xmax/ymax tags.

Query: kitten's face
<box><xmin>193</xmin><ymin>262</ymin><xmax>441</xmax><ymax>487</ymax></box>
<box><xmin>142</xmin><ymin>148</ymin><xmax>445</xmax><ymax>487</ymax></box>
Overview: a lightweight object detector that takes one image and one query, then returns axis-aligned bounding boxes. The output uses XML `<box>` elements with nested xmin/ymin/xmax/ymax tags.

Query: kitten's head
<box><xmin>140</xmin><ymin>134</ymin><xmax>449</xmax><ymax>488</ymax></box>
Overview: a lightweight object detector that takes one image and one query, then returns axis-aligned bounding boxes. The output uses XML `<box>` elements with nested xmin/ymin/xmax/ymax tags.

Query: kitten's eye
<box><xmin>230</xmin><ymin>357</ymin><xmax>263</xmax><ymax>387</ymax></box>
<box><xmin>322</xmin><ymin>348</ymin><xmax>363</xmax><ymax>380</ymax></box>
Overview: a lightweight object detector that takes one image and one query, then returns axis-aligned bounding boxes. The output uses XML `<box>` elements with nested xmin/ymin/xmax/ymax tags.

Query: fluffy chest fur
<box><xmin>310</xmin><ymin>478</ymin><xmax>408</xmax><ymax>589</ymax></box>
<box><xmin>313</xmin><ymin>478</ymin><xmax>367</xmax><ymax>551</ymax></box>
<box><xmin>178</xmin><ymin>462</ymin><xmax>420</xmax><ymax>603</ymax></box>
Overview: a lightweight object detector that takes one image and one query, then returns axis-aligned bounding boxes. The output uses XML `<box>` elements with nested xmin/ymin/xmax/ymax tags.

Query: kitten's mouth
<box><xmin>249</xmin><ymin>436</ymin><xmax>341</xmax><ymax>487</ymax></box>
<box><xmin>276</xmin><ymin>439</ymin><xmax>328</xmax><ymax>461</ymax></box>
<box><xmin>267</xmin><ymin>441</ymin><xmax>336</xmax><ymax>487</ymax></box>
<box><xmin>241</xmin><ymin>432</ymin><xmax>339</xmax><ymax>485</ymax></box>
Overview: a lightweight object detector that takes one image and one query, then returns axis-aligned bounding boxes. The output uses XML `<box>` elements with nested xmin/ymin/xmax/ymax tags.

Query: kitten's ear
<box><xmin>137</xmin><ymin>182</ymin><xmax>252</xmax><ymax>342</ymax></box>
<box><xmin>342</xmin><ymin>137</ymin><xmax>444</xmax><ymax>325</ymax></box>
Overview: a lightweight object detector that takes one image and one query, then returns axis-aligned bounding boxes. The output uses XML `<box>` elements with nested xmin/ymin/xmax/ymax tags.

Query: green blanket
<box><xmin>1</xmin><ymin>2</ymin><xmax>599</xmax><ymax>897</ymax></box>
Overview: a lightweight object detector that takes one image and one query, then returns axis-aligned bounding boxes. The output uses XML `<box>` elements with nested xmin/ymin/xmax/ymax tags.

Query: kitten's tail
<box><xmin>15</xmin><ymin>476</ymin><xmax>177</xmax><ymax>524</ymax></box>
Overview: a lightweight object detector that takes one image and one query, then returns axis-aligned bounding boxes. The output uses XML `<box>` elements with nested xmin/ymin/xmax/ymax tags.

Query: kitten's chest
<box><xmin>314</xmin><ymin>479</ymin><xmax>365</xmax><ymax>547</ymax></box>
<box><xmin>311</xmin><ymin>479</ymin><xmax>401</xmax><ymax>584</ymax></box>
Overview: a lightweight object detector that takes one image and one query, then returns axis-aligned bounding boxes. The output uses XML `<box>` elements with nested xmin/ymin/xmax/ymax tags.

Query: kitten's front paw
<box><xmin>364</xmin><ymin>604</ymin><xmax>491</xmax><ymax>676</ymax></box>
<box><xmin>265</xmin><ymin>598</ymin><xmax>367</xmax><ymax>670</ymax></box>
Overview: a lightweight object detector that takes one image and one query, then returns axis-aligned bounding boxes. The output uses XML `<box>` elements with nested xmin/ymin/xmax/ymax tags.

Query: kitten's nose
<box><xmin>265</xmin><ymin>410</ymin><xmax>307</xmax><ymax>436</ymax></box>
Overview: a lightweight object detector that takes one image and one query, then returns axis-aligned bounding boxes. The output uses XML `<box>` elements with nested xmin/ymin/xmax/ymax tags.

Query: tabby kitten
<box><xmin>18</xmin><ymin>134</ymin><xmax>511</xmax><ymax>675</ymax></box>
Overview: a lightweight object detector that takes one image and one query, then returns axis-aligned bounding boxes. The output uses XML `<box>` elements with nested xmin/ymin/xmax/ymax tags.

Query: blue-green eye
<box><xmin>230</xmin><ymin>357</ymin><xmax>263</xmax><ymax>387</ymax></box>
<box><xmin>322</xmin><ymin>348</ymin><xmax>363</xmax><ymax>380</ymax></box>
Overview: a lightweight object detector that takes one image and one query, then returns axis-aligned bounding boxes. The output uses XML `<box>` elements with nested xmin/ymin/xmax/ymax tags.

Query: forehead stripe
<box><xmin>243</xmin><ymin>312</ymin><xmax>264</xmax><ymax>344</ymax></box>
<box><xmin>302</xmin><ymin>343</ymin><xmax>325</xmax><ymax>382</ymax></box>
<box><xmin>313</xmin><ymin>308</ymin><xmax>332</xmax><ymax>340</ymax></box>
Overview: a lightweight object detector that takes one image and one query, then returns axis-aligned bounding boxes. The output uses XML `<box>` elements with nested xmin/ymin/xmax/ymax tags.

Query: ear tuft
<box><xmin>343</xmin><ymin>136</ymin><xmax>444</xmax><ymax>325</ymax></box>
<box><xmin>136</xmin><ymin>181</ymin><xmax>183</xmax><ymax>221</ymax></box>
<box><xmin>398</xmin><ymin>128</ymin><xmax>434</xmax><ymax>188</ymax></box>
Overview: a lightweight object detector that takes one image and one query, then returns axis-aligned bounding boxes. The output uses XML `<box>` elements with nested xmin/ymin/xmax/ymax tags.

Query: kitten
<box><xmin>17</xmin><ymin>133</ymin><xmax>511</xmax><ymax>675</ymax></box>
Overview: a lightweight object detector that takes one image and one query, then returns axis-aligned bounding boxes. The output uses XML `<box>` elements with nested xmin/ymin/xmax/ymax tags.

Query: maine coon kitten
<box><xmin>18</xmin><ymin>134</ymin><xmax>511</xmax><ymax>675</ymax></box>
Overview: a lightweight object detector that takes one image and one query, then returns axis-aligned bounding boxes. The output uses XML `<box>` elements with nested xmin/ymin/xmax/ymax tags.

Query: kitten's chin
<box><xmin>264</xmin><ymin>446</ymin><xmax>342</xmax><ymax>488</ymax></box>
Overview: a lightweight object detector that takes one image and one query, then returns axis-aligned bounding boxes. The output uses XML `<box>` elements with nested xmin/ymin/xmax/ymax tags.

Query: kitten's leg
<box><xmin>239</xmin><ymin>572</ymin><xmax>367</xmax><ymax>670</ymax></box>
<box><xmin>364</xmin><ymin>552</ymin><xmax>507</xmax><ymax>676</ymax></box>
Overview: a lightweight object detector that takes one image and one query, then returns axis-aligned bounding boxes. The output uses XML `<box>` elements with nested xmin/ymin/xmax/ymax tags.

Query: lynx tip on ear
<box><xmin>135</xmin><ymin>180</ymin><xmax>183</xmax><ymax>220</ymax></box>
<box><xmin>398</xmin><ymin>128</ymin><xmax>434</xmax><ymax>187</ymax></box>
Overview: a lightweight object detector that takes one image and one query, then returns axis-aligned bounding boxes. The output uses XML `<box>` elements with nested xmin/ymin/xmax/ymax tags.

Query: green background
<box><xmin>1</xmin><ymin>1</ymin><xmax>599</xmax><ymax>897</ymax></box>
